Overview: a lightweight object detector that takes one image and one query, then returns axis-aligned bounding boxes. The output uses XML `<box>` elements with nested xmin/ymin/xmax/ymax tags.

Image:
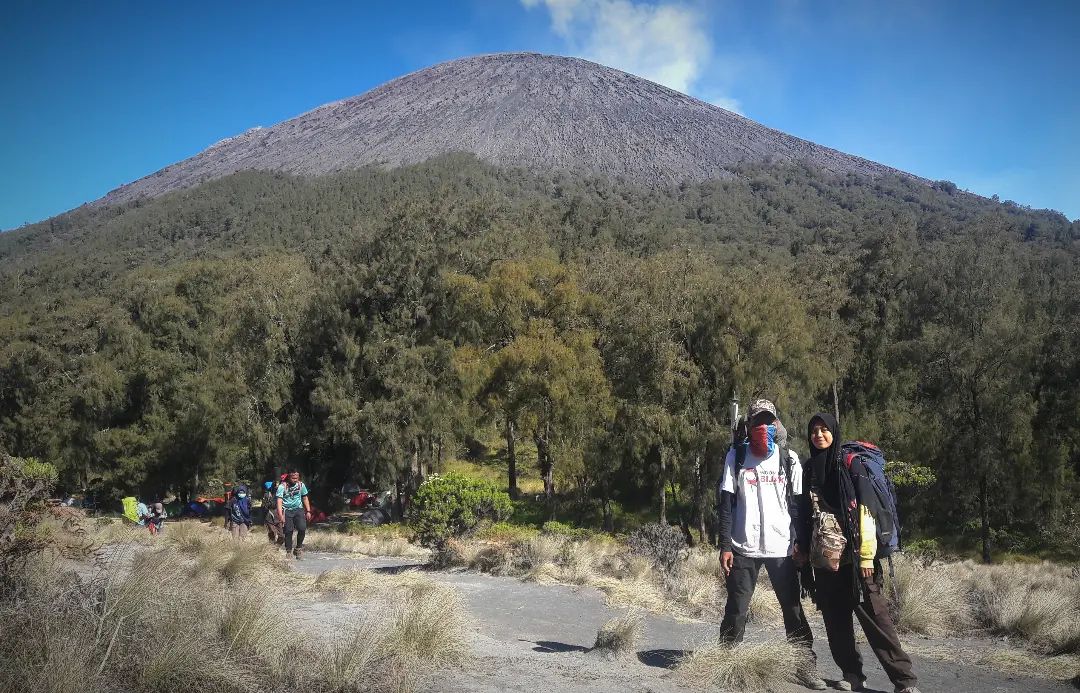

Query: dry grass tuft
<box><xmin>974</xmin><ymin>648</ymin><xmax>1080</xmax><ymax>681</ymax></box>
<box><xmin>965</xmin><ymin>561</ymin><xmax>1080</xmax><ymax>654</ymax></box>
<box><xmin>303</xmin><ymin>527</ymin><xmax>428</xmax><ymax>558</ymax></box>
<box><xmin>593</xmin><ymin>611</ymin><xmax>644</xmax><ymax>659</ymax></box>
<box><xmin>384</xmin><ymin>582</ymin><xmax>470</xmax><ymax>668</ymax></box>
<box><xmin>314</xmin><ymin>567</ymin><xmax>383</xmax><ymax>600</ymax></box>
<box><xmin>669</xmin><ymin>570</ymin><xmax>721</xmax><ymax>617</ymax></box>
<box><xmin>675</xmin><ymin>638</ymin><xmax>814</xmax><ymax>692</ymax></box>
<box><xmin>89</xmin><ymin>519</ymin><xmax>156</xmax><ymax>547</ymax></box>
<box><xmin>746</xmin><ymin>583</ymin><xmax>782</xmax><ymax>626</ymax></box>
<box><xmin>886</xmin><ymin>555</ymin><xmax>971</xmax><ymax>635</ymax></box>
<box><xmin>519</xmin><ymin>535</ymin><xmax>563</xmax><ymax>570</ymax></box>
<box><xmin>595</xmin><ymin>574</ymin><xmax>668</xmax><ymax>612</ymax></box>
<box><xmin>219</xmin><ymin>588</ymin><xmax>283</xmax><ymax>659</ymax></box>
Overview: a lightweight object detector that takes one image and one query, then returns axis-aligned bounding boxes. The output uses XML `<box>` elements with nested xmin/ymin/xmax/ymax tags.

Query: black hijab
<box><xmin>806</xmin><ymin>413</ymin><xmax>868</xmax><ymax>602</ymax></box>
<box><xmin>806</xmin><ymin>413</ymin><xmax>859</xmax><ymax>551</ymax></box>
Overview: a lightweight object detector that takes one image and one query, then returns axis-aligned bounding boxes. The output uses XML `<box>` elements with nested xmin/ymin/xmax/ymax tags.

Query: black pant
<box><xmin>283</xmin><ymin>507</ymin><xmax>306</xmax><ymax>552</ymax></box>
<box><xmin>719</xmin><ymin>552</ymin><xmax>814</xmax><ymax>649</ymax></box>
<box><xmin>816</xmin><ymin>562</ymin><xmax>916</xmax><ymax>688</ymax></box>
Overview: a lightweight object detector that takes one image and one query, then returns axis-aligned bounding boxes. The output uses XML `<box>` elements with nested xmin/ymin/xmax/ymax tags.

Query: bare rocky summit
<box><xmin>100</xmin><ymin>52</ymin><xmax>917</xmax><ymax>205</ymax></box>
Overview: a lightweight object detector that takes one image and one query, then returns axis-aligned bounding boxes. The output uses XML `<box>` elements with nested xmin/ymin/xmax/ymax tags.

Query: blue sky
<box><xmin>2</xmin><ymin>0</ymin><xmax>1078</xmax><ymax>230</ymax></box>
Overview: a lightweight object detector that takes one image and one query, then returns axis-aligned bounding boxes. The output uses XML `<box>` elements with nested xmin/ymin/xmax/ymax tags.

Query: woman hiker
<box><xmin>794</xmin><ymin>413</ymin><xmax>921</xmax><ymax>693</ymax></box>
<box><xmin>225</xmin><ymin>483</ymin><xmax>253</xmax><ymax>540</ymax></box>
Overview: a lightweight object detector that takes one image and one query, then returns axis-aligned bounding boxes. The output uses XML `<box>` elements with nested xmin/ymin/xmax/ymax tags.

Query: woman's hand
<box><xmin>791</xmin><ymin>544</ymin><xmax>807</xmax><ymax>568</ymax></box>
<box><xmin>861</xmin><ymin>566</ymin><xmax>874</xmax><ymax>579</ymax></box>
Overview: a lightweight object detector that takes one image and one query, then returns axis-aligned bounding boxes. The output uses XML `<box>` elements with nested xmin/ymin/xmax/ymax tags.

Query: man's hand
<box><xmin>861</xmin><ymin>566</ymin><xmax>874</xmax><ymax>579</ymax></box>
<box><xmin>720</xmin><ymin>550</ymin><xmax>734</xmax><ymax>576</ymax></box>
<box><xmin>791</xmin><ymin>544</ymin><xmax>807</xmax><ymax>568</ymax></box>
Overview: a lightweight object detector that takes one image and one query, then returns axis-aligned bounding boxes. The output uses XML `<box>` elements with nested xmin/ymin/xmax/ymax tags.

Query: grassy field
<box><xmin>0</xmin><ymin>519</ymin><xmax>467</xmax><ymax>693</ymax></box>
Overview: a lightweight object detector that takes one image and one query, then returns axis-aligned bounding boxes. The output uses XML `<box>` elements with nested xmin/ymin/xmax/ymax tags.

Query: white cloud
<box><xmin>522</xmin><ymin>0</ymin><xmax>715</xmax><ymax>96</ymax></box>
<box><xmin>707</xmin><ymin>95</ymin><xmax>743</xmax><ymax>115</ymax></box>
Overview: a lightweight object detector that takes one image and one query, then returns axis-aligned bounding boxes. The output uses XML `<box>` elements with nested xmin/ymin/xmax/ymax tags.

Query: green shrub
<box><xmin>340</xmin><ymin>520</ymin><xmax>365</xmax><ymax>535</ymax></box>
<box><xmin>408</xmin><ymin>473</ymin><xmax>512</xmax><ymax>549</ymax></box>
<box><xmin>541</xmin><ymin>520</ymin><xmax>592</xmax><ymax>540</ymax></box>
<box><xmin>473</xmin><ymin>521</ymin><xmax>539</xmax><ymax>543</ymax></box>
<box><xmin>1</xmin><ymin>453</ymin><xmax>62</xmax><ymax>571</ymax></box>
<box><xmin>627</xmin><ymin>522</ymin><xmax>686</xmax><ymax>575</ymax></box>
<box><xmin>904</xmin><ymin>537</ymin><xmax>943</xmax><ymax>565</ymax></box>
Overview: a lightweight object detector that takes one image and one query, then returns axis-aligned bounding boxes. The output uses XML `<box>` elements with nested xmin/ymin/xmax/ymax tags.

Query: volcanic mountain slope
<box><xmin>99</xmin><ymin>52</ymin><xmax>919</xmax><ymax>206</ymax></box>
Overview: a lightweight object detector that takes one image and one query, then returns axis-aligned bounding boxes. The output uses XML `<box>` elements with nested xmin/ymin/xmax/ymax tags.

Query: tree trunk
<box><xmin>534</xmin><ymin>427</ymin><xmax>554</xmax><ymax>502</ymax></box>
<box><xmin>505</xmin><ymin>417</ymin><xmax>519</xmax><ymax>499</ymax></box>
<box><xmin>832</xmin><ymin>381</ymin><xmax>841</xmax><ymax>424</ymax></box>
<box><xmin>694</xmin><ymin>453</ymin><xmax>707</xmax><ymax>544</ymax></box>
<box><xmin>393</xmin><ymin>477</ymin><xmax>405</xmax><ymax>522</ymax></box>
<box><xmin>671</xmin><ymin>478</ymin><xmax>694</xmax><ymax>546</ymax></box>
<box><xmin>972</xmin><ymin>385</ymin><xmax>991</xmax><ymax>563</ymax></box>
<box><xmin>658</xmin><ymin>445</ymin><xmax>667</xmax><ymax>525</ymax></box>
<box><xmin>600</xmin><ymin>483</ymin><xmax>614</xmax><ymax>532</ymax></box>
<box><xmin>980</xmin><ymin>472</ymin><xmax>991</xmax><ymax>563</ymax></box>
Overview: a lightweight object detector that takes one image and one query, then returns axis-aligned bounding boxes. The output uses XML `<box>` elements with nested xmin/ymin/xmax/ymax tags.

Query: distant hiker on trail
<box><xmin>225</xmin><ymin>483</ymin><xmax>252</xmax><ymax>540</ymax></box>
<box><xmin>263</xmin><ymin>480</ymin><xmax>284</xmax><ymax>545</ymax></box>
<box><xmin>277</xmin><ymin>470</ymin><xmax>311</xmax><ymax>559</ymax></box>
<box><xmin>149</xmin><ymin>502</ymin><xmax>167</xmax><ymax>534</ymax></box>
<box><xmin>794</xmin><ymin>413</ymin><xmax>920</xmax><ymax>693</ymax></box>
<box><xmin>715</xmin><ymin>399</ymin><xmax>826</xmax><ymax>690</ymax></box>
<box><xmin>136</xmin><ymin>499</ymin><xmax>150</xmax><ymax>526</ymax></box>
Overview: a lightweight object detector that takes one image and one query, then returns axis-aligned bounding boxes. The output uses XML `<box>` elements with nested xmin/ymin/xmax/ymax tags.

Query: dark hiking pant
<box><xmin>816</xmin><ymin>562</ymin><xmax>916</xmax><ymax>688</ymax></box>
<box><xmin>718</xmin><ymin>552</ymin><xmax>814</xmax><ymax>651</ymax></box>
<box><xmin>283</xmin><ymin>508</ymin><xmax>306</xmax><ymax>552</ymax></box>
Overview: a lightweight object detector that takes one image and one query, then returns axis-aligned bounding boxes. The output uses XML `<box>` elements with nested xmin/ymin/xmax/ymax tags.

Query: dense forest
<box><xmin>2</xmin><ymin>154</ymin><xmax>1078</xmax><ymax>559</ymax></box>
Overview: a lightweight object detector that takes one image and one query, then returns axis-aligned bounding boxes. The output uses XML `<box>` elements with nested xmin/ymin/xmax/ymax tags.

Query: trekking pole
<box><xmin>729</xmin><ymin>391</ymin><xmax>739</xmax><ymax>439</ymax></box>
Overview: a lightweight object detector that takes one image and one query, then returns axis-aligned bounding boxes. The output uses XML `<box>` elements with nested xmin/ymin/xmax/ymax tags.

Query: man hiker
<box><xmin>716</xmin><ymin>398</ymin><xmax>826</xmax><ymax>690</ymax></box>
<box><xmin>277</xmin><ymin>470</ymin><xmax>311</xmax><ymax>559</ymax></box>
<box><xmin>795</xmin><ymin>413</ymin><xmax>921</xmax><ymax>693</ymax></box>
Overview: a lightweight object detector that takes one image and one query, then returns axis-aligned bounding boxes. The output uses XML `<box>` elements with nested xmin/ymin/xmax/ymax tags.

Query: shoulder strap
<box><xmin>781</xmin><ymin>446</ymin><xmax>793</xmax><ymax>504</ymax></box>
<box><xmin>734</xmin><ymin>442</ymin><xmax>747</xmax><ymax>474</ymax></box>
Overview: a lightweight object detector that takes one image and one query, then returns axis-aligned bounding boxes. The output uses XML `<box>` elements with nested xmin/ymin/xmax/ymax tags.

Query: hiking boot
<box><xmin>837</xmin><ymin>674</ymin><xmax>865</xmax><ymax>691</ymax></box>
<box><xmin>797</xmin><ymin>671</ymin><xmax>827</xmax><ymax>690</ymax></box>
<box><xmin>293</xmin><ymin>547</ymin><xmax>303</xmax><ymax>560</ymax></box>
<box><xmin>894</xmin><ymin>688</ymin><xmax>921</xmax><ymax>693</ymax></box>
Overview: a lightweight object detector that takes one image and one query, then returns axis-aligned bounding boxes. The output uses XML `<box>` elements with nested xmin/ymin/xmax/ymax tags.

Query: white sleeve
<box><xmin>789</xmin><ymin>450</ymin><xmax>803</xmax><ymax>495</ymax></box>
<box><xmin>720</xmin><ymin>448</ymin><xmax>737</xmax><ymax>493</ymax></box>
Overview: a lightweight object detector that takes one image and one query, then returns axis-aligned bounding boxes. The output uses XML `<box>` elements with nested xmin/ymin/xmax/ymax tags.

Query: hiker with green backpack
<box><xmin>794</xmin><ymin>413</ymin><xmax>920</xmax><ymax>693</ymax></box>
<box><xmin>715</xmin><ymin>399</ymin><xmax>827</xmax><ymax>690</ymax></box>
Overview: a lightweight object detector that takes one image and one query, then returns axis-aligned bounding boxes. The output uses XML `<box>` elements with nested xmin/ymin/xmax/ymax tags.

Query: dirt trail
<box><xmin>293</xmin><ymin>553</ymin><xmax>1074</xmax><ymax>693</ymax></box>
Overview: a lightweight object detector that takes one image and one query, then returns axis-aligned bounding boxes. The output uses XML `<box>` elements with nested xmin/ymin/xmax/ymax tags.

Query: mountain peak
<box><xmin>99</xmin><ymin>52</ymin><xmax>915</xmax><ymax>206</ymax></box>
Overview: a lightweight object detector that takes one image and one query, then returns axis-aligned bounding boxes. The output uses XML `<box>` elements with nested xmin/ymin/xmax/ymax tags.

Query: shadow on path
<box><xmin>371</xmin><ymin>563</ymin><xmax>428</xmax><ymax>575</ymax></box>
<box><xmin>530</xmin><ymin>640</ymin><xmax>592</xmax><ymax>654</ymax></box>
<box><xmin>637</xmin><ymin>649</ymin><xmax>687</xmax><ymax>669</ymax></box>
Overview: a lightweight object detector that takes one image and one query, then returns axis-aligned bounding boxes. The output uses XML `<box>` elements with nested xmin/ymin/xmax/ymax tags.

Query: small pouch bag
<box><xmin>810</xmin><ymin>489</ymin><xmax>847</xmax><ymax>572</ymax></box>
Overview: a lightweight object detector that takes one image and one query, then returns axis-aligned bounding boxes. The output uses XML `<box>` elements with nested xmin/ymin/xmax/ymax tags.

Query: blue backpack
<box><xmin>842</xmin><ymin>441</ymin><xmax>900</xmax><ymax>557</ymax></box>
